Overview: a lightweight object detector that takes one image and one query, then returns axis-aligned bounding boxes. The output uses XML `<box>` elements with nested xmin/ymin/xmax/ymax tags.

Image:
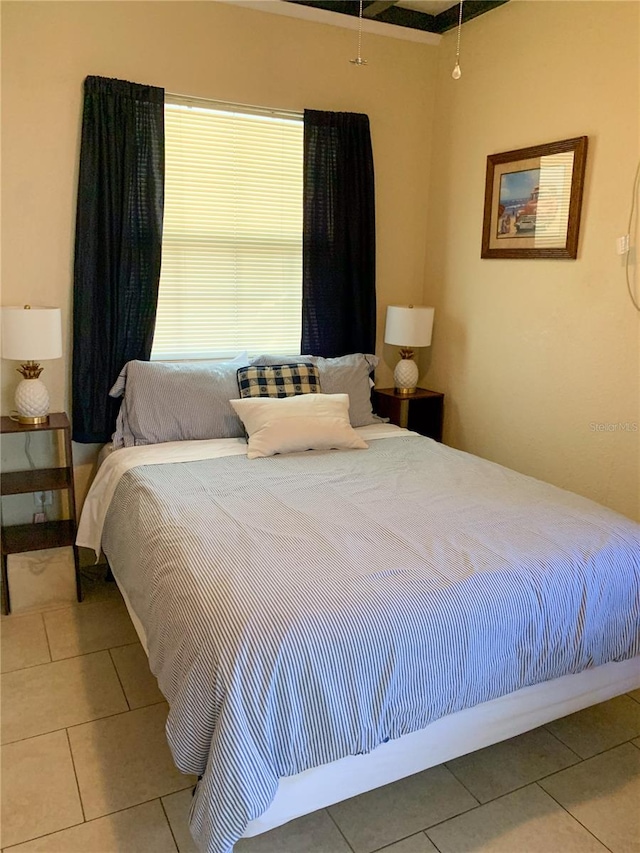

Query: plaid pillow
<box><xmin>237</xmin><ymin>363</ymin><xmax>321</xmax><ymax>399</ymax></box>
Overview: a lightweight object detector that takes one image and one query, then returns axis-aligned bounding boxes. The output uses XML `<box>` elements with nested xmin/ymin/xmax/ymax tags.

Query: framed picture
<box><xmin>481</xmin><ymin>136</ymin><xmax>588</xmax><ymax>259</ymax></box>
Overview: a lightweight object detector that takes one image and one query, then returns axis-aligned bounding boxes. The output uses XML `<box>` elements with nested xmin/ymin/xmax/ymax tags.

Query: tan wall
<box><xmin>1</xmin><ymin>1</ymin><xmax>438</xmax><ymax>507</ymax></box>
<box><xmin>3</xmin><ymin>0</ymin><xmax>637</xmax><ymax>526</ymax></box>
<box><xmin>424</xmin><ymin>0</ymin><xmax>640</xmax><ymax>520</ymax></box>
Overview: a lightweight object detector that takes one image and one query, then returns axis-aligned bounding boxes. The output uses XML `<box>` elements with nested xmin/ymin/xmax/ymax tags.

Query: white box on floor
<box><xmin>7</xmin><ymin>547</ymin><xmax>76</xmax><ymax>613</ymax></box>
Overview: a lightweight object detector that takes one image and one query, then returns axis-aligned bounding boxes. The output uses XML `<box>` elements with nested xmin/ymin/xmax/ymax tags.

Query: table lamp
<box><xmin>384</xmin><ymin>305</ymin><xmax>434</xmax><ymax>395</ymax></box>
<box><xmin>1</xmin><ymin>305</ymin><xmax>63</xmax><ymax>424</ymax></box>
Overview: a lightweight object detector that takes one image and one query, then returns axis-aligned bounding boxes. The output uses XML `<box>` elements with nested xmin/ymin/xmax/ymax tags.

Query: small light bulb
<box><xmin>452</xmin><ymin>62</ymin><xmax>462</xmax><ymax>80</ymax></box>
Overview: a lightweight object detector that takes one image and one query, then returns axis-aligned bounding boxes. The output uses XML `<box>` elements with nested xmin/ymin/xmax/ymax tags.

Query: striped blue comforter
<box><xmin>101</xmin><ymin>436</ymin><xmax>640</xmax><ymax>853</ymax></box>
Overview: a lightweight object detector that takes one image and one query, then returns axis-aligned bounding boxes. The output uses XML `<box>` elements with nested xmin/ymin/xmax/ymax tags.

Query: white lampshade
<box><xmin>2</xmin><ymin>306</ymin><xmax>62</xmax><ymax>424</ymax></box>
<box><xmin>2</xmin><ymin>305</ymin><xmax>62</xmax><ymax>361</ymax></box>
<box><xmin>384</xmin><ymin>305</ymin><xmax>434</xmax><ymax>348</ymax></box>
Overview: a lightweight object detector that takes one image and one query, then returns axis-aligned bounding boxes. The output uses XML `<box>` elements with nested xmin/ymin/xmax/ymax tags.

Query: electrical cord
<box><xmin>25</xmin><ymin>434</ymin><xmax>47</xmax><ymax>517</ymax></box>
<box><xmin>24</xmin><ymin>433</ymin><xmax>36</xmax><ymax>469</ymax></box>
<box><xmin>626</xmin><ymin>158</ymin><xmax>640</xmax><ymax>312</ymax></box>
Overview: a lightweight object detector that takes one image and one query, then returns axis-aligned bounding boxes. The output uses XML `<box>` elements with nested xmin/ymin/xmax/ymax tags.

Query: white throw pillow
<box><xmin>229</xmin><ymin>394</ymin><xmax>368</xmax><ymax>459</ymax></box>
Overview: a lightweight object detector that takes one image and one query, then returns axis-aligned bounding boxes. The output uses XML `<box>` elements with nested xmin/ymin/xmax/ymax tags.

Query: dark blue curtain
<box><xmin>72</xmin><ymin>76</ymin><xmax>164</xmax><ymax>443</ymax></box>
<box><xmin>302</xmin><ymin>110</ymin><xmax>376</xmax><ymax>358</ymax></box>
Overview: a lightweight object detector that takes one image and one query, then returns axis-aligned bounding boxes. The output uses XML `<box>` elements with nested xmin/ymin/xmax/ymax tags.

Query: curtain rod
<box><xmin>165</xmin><ymin>92</ymin><xmax>302</xmax><ymax>120</ymax></box>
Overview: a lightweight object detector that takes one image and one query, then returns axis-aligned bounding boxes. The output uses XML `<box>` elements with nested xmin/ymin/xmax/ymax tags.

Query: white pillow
<box><xmin>229</xmin><ymin>393</ymin><xmax>368</xmax><ymax>459</ymax></box>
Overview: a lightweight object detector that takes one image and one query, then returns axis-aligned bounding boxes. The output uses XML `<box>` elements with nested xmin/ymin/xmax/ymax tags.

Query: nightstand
<box><xmin>1</xmin><ymin>413</ymin><xmax>82</xmax><ymax>614</ymax></box>
<box><xmin>372</xmin><ymin>387</ymin><xmax>444</xmax><ymax>442</ymax></box>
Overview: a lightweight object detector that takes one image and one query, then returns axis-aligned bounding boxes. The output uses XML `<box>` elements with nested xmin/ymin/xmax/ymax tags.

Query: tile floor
<box><xmin>2</xmin><ymin>570</ymin><xmax>640</xmax><ymax>853</ymax></box>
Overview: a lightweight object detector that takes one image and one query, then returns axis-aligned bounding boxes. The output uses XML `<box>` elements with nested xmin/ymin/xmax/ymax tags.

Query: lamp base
<box><xmin>14</xmin><ymin>414</ymin><xmax>49</xmax><ymax>425</ymax></box>
<box><xmin>14</xmin><ymin>377</ymin><xmax>51</xmax><ymax>424</ymax></box>
<box><xmin>393</xmin><ymin>357</ymin><xmax>419</xmax><ymax>395</ymax></box>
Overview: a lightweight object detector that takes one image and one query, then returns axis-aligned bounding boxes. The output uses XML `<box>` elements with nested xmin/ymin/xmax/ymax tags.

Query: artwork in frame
<box><xmin>481</xmin><ymin>136</ymin><xmax>588</xmax><ymax>259</ymax></box>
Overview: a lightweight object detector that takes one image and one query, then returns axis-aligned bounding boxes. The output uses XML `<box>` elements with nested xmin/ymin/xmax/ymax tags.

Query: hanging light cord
<box><xmin>452</xmin><ymin>0</ymin><xmax>463</xmax><ymax>78</ymax></box>
<box><xmin>455</xmin><ymin>0</ymin><xmax>463</xmax><ymax>61</ymax></box>
<box><xmin>350</xmin><ymin>0</ymin><xmax>367</xmax><ymax>66</ymax></box>
<box><xmin>625</xmin><ymin>158</ymin><xmax>640</xmax><ymax>312</ymax></box>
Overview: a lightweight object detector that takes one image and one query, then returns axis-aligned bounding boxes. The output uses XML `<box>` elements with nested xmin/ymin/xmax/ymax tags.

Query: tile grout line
<box><xmin>423</xmin><ymin>829</ymin><xmax>445</xmax><ymax>853</ymax></box>
<box><xmin>335</xmin><ymin>770</ymin><xmax>484</xmax><ymax>853</ymax></box>
<box><xmin>412</xmin><ymin>740</ymin><xmax>632</xmax><ymax>853</ymax></box>
<box><xmin>441</xmin><ymin>762</ymin><xmax>481</xmax><ymax>805</ymax></box>
<box><xmin>2</xmin><ymin>818</ymin><xmax>86</xmax><ymax>851</ymax></box>
<box><xmin>92</xmin><ymin>787</ymin><xmax>201</xmax><ymax>827</ymax></box>
<box><xmin>108</xmin><ymin>647</ymin><xmax>132</xmax><ymax>711</ymax></box>
<box><xmin>1</xmin><ymin>599</ymin><xmax>85</xmax><ymax>622</ymax></box>
<box><xmin>2</xmin><ymin>659</ymin><xmax>57</xmax><ymax>676</ymax></box>
<box><xmin>1</xmin><ymin>699</ymin><xmax>168</xmax><ymax>747</ymax></box>
<box><xmin>534</xmin><ymin>781</ymin><xmax>615</xmax><ymax>853</ymax></box>
<box><xmin>325</xmin><ymin>807</ymin><xmax>358</xmax><ymax>853</ymax></box>
<box><xmin>330</xmin><ymin>762</ymin><xmax>482</xmax><ymax>852</ymax></box>
<box><xmin>4</xmin><ymin>736</ymin><xmax>638</xmax><ymax>850</ymax></box>
<box><xmin>80</xmin><ymin>786</ymin><xmax>197</xmax><ymax>827</ymax></box>
<box><xmin>2</xmin><ymin>643</ymin><xmax>138</xmax><ymax>676</ymax></box>
<box><xmin>540</xmin><ymin>722</ymin><xmax>640</xmax><ymax>763</ymax></box>
<box><xmin>2</xmin><ymin>647</ymin><xmax>124</xmax><ymax>679</ymax></box>
<box><xmin>40</xmin><ymin>610</ymin><xmax>54</xmax><ymax>663</ymax></box>
<box><xmin>50</xmin><ymin>638</ymin><xmax>142</xmax><ymax>663</ymax></box>
<box><xmin>542</xmin><ymin>724</ymin><xmax>584</xmax><ymax>761</ymax></box>
<box><xmin>159</xmin><ymin>797</ymin><xmax>181</xmax><ymax>853</ymax></box>
<box><xmin>65</xmin><ymin>727</ymin><xmax>87</xmax><ymax>824</ymax></box>
<box><xmin>369</xmin><ymin>828</ymin><xmax>446</xmax><ymax>853</ymax></box>
<box><xmin>415</xmin><ymin>760</ymin><xmax>600</xmax><ymax>839</ymax></box>
<box><xmin>419</xmin><ymin>799</ymin><xmax>486</xmax><ymax>836</ymax></box>
<box><xmin>541</xmin><ymin>723</ymin><xmax>580</xmax><ymax>756</ymax></box>
<box><xmin>536</xmin><ymin>734</ymin><xmax>640</xmax><ymax>850</ymax></box>
<box><xmin>34</xmin><ymin>594</ymin><xmax>135</xmax><ymax>662</ymax></box>
<box><xmin>0</xmin><ymin>791</ymin><xmax>196</xmax><ymax>852</ymax></box>
<box><xmin>541</xmin><ymin>692</ymin><xmax>640</xmax><ymax>753</ymax></box>
<box><xmin>346</xmin><ymin>763</ymin><xmax>552</xmax><ymax>851</ymax></box>
<box><xmin>443</xmin><ymin>756</ymin><xmax>583</xmax><ymax>807</ymax></box>
<box><xmin>3</xmin><ymin>619</ymin><xmax>139</xmax><ymax>673</ymax></box>
<box><xmin>436</xmin><ymin>735</ymin><xmax>640</xmax><ymax>811</ymax></box>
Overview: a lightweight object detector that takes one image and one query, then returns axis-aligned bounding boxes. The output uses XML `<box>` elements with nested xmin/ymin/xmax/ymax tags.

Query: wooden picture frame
<box><xmin>481</xmin><ymin>136</ymin><xmax>588</xmax><ymax>259</ymax></box>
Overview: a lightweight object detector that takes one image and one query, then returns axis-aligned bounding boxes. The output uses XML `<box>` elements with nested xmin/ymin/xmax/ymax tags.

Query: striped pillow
<box><xmin>237</xmin><ymin>363</ymin><xmax>321</xmax><ymax>399</ymax></box>
<box><xmin>109</xmin><ymin>359</ymin><xmax>250</xmax><ymax>448</ymax></box>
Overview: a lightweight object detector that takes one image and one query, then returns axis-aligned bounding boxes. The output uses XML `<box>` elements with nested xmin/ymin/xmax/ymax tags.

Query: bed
<box><xmin>77</xmin><ymin>356</ymin><xmax>640</xmax><ymax>853</ymax></box>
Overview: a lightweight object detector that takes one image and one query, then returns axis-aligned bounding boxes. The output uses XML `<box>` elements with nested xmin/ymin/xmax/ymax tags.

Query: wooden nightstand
<box><xmin>1</xmin><ymin>413</ymin><xmax>82</xmax><ymax>614</ymax></box>
<box><xmin>372</xmin><ymin>388</ymin><xmax>444</xmax><ymax>442</ymax></box>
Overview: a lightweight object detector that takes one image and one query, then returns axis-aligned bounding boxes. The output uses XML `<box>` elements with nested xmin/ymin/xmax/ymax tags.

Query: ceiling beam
<box><xmin>287</xmin><ymin>1</ymin><xmax>439</xmax><ymax>31</ymax></box>
<box><xmin>362</xmin><ymin>1</ymin><xmax>399</xmax><ymax>19</ymax></box>
<box><xmin>284</xmin><ymin>0</ymin><xmax>510</xmax><ymax>34</ymax></box>
<box><xmin>358</xmin><ymin>5</ymin><xmax>437</xmax><ymax>31</ymax></box>
<box><xmin>286</xmin><ymin>1</ymin><xmax>360</xmax><ymax>18</ymax></box>
<box><xmin>432</xmin><ymin>0</ymin><xmax>509</xmax><ymax>34</ymax></box>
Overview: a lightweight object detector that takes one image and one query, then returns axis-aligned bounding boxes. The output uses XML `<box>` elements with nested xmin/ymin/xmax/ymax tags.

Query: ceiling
<box><xmin>284</xmin><ymin>0</ymin><xmax>509</xmax><ymax>34</ymax></box>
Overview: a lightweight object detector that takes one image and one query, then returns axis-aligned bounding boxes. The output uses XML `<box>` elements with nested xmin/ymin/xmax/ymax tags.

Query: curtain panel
<box><xmin>302</xmin><ymin>110</ymin><xmax>376</xmax><ymax>358</ymax></box>
<box><xmin>72</xmin><ymin>76</ymin><xmax>164</xmax><ymax>443</ymax></box>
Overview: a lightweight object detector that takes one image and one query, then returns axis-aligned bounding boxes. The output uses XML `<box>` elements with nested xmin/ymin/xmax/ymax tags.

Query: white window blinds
<box><xmin>152</xmin><ymin>97</ymin><xmax>303</xmax><ymax>360</ymax></box>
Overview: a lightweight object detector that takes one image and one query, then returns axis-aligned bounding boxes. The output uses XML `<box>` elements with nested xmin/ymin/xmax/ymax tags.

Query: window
<box><xmin>151</xmin><ymin>97</ymin><xmax>303</xmax><ymax>361</ymax></box>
